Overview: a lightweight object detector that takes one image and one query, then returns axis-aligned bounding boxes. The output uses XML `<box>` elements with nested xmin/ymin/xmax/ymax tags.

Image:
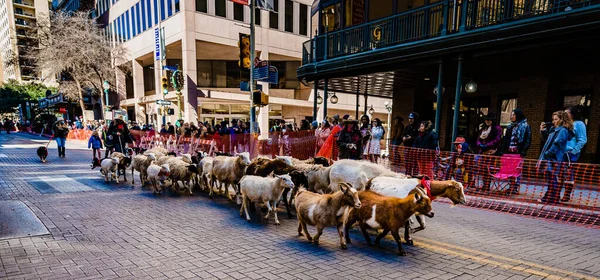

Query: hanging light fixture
<box><xmin>316</xmin><ymin>94</ymin><xmax>323</xmax><ymax>104</ymax></box>
<box><xmin>368</xmin><ymin>105</ymin><xmax>375</xmax><ymax>114</ymax></box>
<box><xmin>330</xmin><ymin>93</ymin><xmax>338</xmax><ymax>104</ymax></box>
<box><xmin>465</xmin><ymin>80</ymin><xmax>478</xmax><ymax>93</ymax></box>
<box><xmin>433</xmin><ymin>86</ymin><xmax>445</xmax><ymax>96</ymax></box>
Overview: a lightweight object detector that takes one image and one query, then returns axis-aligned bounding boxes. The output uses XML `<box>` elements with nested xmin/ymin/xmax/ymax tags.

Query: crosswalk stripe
<box><xmin>37</xmin><ymin>175</ymin><xmax>95</xmax><ymax>193</ymax></box>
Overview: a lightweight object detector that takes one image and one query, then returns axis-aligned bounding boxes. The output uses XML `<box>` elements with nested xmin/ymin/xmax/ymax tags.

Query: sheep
<box><xmin>329</xmin><ymin>159</ymin><xmax>408</xmax><ymax>191</ymax></box>
<box><xmin>366</xmin><ymin>176</ymin><xmax>466</xmax><ymax>237</ymax></box>
<box><xmin>295</xmin><ymin>182</ymin><xmax>361</xmax><ymax>249</ymax></box>
<box><xmin>211</xmin><ymin>152</ymin><xmax>251</xmax><ymax>202</ymax></box>
<box><xmin>276</xmin><ymin>156</ymin><xmax>330</xmax><ymax>167</ymax></box>
<box><xmin>176</xmin><ymin>153</ymin><xmax>193</xmax><ymax>164</ymax></box>
<box><xmin>239</xmin><ymin>174</ymin><xmax>295</xmax><ymax>225</ymax></box>
<box><xmin>130</xmin><ymin>152</ymin><xmax>156</xmax><ymax>186</ymax></box>
<box><xmin>198</xmin><ymin>156</ymin><xmax>214</xmax><ymax>192</ymax></box>
<box><xmin>147</xmin><ymin>163</ymin><xmax>170</xmax><ymax>194</ymax></box>
<box><xmin>100</xmin><ymin>157</ymin><xmax>120</xmax><ymax>183</ymax></box>
<box><xmin>344</xmin><ymin>190</ymin><xmax>434</xmax><ymax>256</ymax></box>
<box><xmin>110</xmin><ymin>152</ymin><xmax>132</xmax><ymax>183</ymax></box>
<box><xmin>167</xmin><ymin>158</ymin><xmax>198</xmax><ymax>195</ymax></box>
<box><xmin>145</xmin><ymin>147</ymin><xmax>168</xmax><ymax>157</ymax></box>
<box><xmin>298</xmin><ymin>165</ymin><xmax>332</xmax><ymax>194</ymax></box>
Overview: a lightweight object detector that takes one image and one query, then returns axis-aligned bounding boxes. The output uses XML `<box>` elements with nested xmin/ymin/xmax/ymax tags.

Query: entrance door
<box><xmin>456</xmin><ymin>97</ymin><xmax>490</xmax><ymax>146</ymax></box>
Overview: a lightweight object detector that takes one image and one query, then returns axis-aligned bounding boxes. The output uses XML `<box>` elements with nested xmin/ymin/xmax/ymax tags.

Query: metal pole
<box><xmin>451</xmin><ymin>55</ymin><xmax>463</xmax><ymax>150</ymax></box>
<box><xmin>157</xmin><ymin>0</ymin><xmax>166</xmax><ymax>127</ymax></box>
<box><xmin>249</xmin><ymin>0</ymin><xmax>256</xmax><ymax>134</ymax></box>
<box><xmin>356</xmin><ymin>88</ymin><xmax>360</xmax><ymax>120</ymax></box>
<box><xmin>313</xmin><ymin>80</ymin><xmax>318</xmax><ymax>121</ymax></box>
<box><xmin>323</xmin><ymin>78</ymin><xmax>328</xmax><ymax>118</ymax></box>
<box><xmin>435</xmin><ymin>59</ymin><xmax>444</xmax><ymax>133</ymax></box>
<box><xmin>386</xmin><ymin>106</ymin><xmax>391</xmax><ymax>156</ymax></box>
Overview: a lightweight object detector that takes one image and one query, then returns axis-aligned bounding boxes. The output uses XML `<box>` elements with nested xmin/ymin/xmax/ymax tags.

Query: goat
<box><xmin>239</xmin><ymin>174</ymin><xmax>295</xmax><ymax>225</ymax></box>
<box><xmin>100</xmin><ymin>157</ymin><xmax>120</xmax><ymax>183</ymax></box>
<box><xmin>366</xmin><ymin>176</ymin><xmax>465</xmax><ymax>236</ymax></box>
<box><xmin>345</xmin><ymin>190</ymin><xmax>434</xmax><ymax>256</ymax></box>
<box><xmin>130</xmin><ymin>153</ymin><xmax>156</xmax><ymax>186</ymax></box>
<box><xmin>295</xmin><ymin>182</ymin><xmax>361</xmax><ymax>249</ymax></box>
<box><xmin>111</xmin><ymin>152</ymin><xmax>131</xmax><ymax>183</ymax></box>
<box><xmin>329</xmin><ymin>159</ymin><xmax>408</xmax><ymax>191</ymax></box>
<box><xmin>211</xmin><ymin>152</ymin><xmax>251</xmax><ymax>202</ymax></box>
<box><xmin>147</xmin><ymin>164</ymin><xmax>170</xmax><ymax>194</ymax></box>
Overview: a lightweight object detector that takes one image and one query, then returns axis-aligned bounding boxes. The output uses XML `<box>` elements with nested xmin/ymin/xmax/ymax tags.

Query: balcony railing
<box><xmin>303</xmin><ymin>0</ymin><xmax>596</xmax><ymax>64</ymax></box>
<box><xmin>13</xmin><ymin>0</ymin><xmax>34</xmax><ymax>6</ymax></box>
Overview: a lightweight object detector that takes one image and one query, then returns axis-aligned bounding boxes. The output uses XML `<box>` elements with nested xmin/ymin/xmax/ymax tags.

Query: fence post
<box><xmin>459</xmin><ymin>0</ymin><xmax>469</xmax><ymax>32</ymax></box>
<box><xmin>442</xmin><ymin>0</ymin><xmax>449</xmax><ymax>35</ymax></box>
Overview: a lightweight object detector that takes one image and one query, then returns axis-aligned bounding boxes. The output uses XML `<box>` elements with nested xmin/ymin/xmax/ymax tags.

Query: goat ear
<box><xmin>340</xmin><ymin>183</ymin><xmax>348</xmax><ymax>194</ymax></box>
<box><xmin>414</xmin><ymin>192</ymin><xmax>422</xmax><ymax>202</ymax></box>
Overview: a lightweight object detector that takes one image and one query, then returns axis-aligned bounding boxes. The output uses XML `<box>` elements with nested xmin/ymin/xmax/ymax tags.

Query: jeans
<box><xmin>55</xmin><ymin>138</ymin><xmax>66</xmax><ymax>148</ymax></box>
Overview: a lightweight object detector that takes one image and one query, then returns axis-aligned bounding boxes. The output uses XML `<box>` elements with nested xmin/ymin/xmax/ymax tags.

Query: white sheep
<box><xmin>147</xmin><ymin>163</ymin><xmax>171</xmax><ymax>194</ymax></box>
<box><xmin>211</xmin><ymin>152</ymin><xmax>251</xmax><ymax>202</ymax></box>
<box><xmin>198</xmin><ymin>156</ymin><xmax>214</xmax><ymax>192</ymax></box>
<box><xmin>167</xmin><ymin>158</ymin><xmax>198</xmax><ymax>195</ymax></box>
<box><xmin>239</xmin><ymin>174</ymin><xmax>295</xmax><ymax>225</ymax></box>
<box><xmin>100</xmin><ymin>158</ymin><xmax>120</xmax><ymax>183</ymax></box>
<box><xmin>329</xmin><ymin>159</ymin><xmax>408</xmax><ymax>191</ymax></box>
<box><xmin>130</xmin><ymin>152</ymin><xmax>156</xmax><ymax>186</ymax></box>
<box><xmin>294</xmin><ymin>164</ymin><xmax>332</xmax><ymax>194</ymax></box>
<box><xmin>145</xmin><ymin>147</ymin><xmax>168</xmax><ymax>157</ymax></box>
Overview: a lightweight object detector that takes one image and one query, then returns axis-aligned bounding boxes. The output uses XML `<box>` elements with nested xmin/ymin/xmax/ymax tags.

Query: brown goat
<box><xmin>295</xmin><ymin>182</ymin><xmax>361</xmax><ymax>249</ymax></box>
<box><xmin>345</xmin><ymin>190</ymin><xmax>434</xmax><ymax>256</ymax></box>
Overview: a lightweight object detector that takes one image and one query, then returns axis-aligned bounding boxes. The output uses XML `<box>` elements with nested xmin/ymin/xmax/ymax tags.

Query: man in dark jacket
<box><xmin>108</xmin><ymin>117</ymin><xmax>133</xmax><ymax>153</ymax></box>
<box><xmin>402</xmin><ymin>112</ymin><xmax>420</xmax><ymax>176</ymax></box>
<box><xmin>337</xmin><ymin>120</ymin><xmax>363</xmax><ymax>160</ymax></box>
<box><xmin>167</xmin><ymin>122</ymin><xmax>175</xmax><ymax>135</ymax></box>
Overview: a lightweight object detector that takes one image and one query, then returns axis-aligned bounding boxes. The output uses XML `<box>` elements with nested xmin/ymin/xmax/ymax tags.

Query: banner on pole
<box><xmin>154</xmin><ymin>28</ymin><xmax>160</xmax><ymax>61</ymax></box>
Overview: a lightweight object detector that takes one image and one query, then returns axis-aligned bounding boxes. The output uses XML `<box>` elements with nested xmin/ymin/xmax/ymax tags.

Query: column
<box><xmin>323</xmin><ymin>78</ymin><xmax>328</xmax><ymax>118</ymax></box>
<box><xmin>313</xmin><ymin>80</ymin><xmax>318</xmax><ymax>121</ymax></box>
<box><xmin>132</xmin><ymin>60</ymin><xmax>146</xmax><ymax>123</ymax></box>
<box><xmin>181</xmin><ymin>0</ymin><xmax>198</xmax><ymax>123</ymax></box>
<box><xmin>434</xmin><ymin>60</ymin><xmax>443</xmax><ymax>133</ymax></box>
<box><xmin>451</xmin><ymin>55</ymin><xmax>463</xmax><ymax>149</ymax></box>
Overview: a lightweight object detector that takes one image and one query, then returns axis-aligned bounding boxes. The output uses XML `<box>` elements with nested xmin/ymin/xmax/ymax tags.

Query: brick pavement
<box><xmin>1</xmin><ymin>132</ymin><xmax>599</xmax><ymax>279</ymax></box>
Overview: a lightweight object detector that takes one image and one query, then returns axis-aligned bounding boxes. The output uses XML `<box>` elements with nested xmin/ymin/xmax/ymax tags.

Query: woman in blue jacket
<box><xmin>538</xmin><ymin>111</ymin><xmax>573</xmax><ymax>204</ymax></box>
<box><xmin>88</xmin><ymin>130</ymin><xmax>104</xmax><ymax>160</ymax></box>
<box><xmin>562</xmin><ymin>106</ymin><xmax>587</xmax><ymax>202</ymax></box>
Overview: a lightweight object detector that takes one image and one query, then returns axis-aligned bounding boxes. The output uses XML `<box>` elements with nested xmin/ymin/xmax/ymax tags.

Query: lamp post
<box><xmin>384</xmin><ymin>101</ymin><xmax>392</xmax><ymax>157</ymax></box>
<box><xmin>102</xmin><ymin>80</ymin><xmax>110</xmax><ymax>122</ymax></box>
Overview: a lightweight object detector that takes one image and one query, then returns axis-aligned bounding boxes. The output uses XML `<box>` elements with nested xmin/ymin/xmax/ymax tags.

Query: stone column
<box><xmin>181</xmin><ymin>0</ymin><xmax>198</xmax><ymax>123</ymax></box>
<box><xmin>132</xmin><ymin>60</ymin><xmax>145</xmax><ymax>123</ymax></box>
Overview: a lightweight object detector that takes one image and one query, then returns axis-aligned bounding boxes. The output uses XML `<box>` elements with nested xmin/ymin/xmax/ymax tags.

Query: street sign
<box><xmin>163</xmin><ymin>65</ymin><xmax>178</xmax><ymax>71</ymax></box>
<box><xmin>253</xmin><ymin>66</ymin><xmax>269</xmax><ymax>80</ymax></box>
<box><xmin>254</xmin><ymin>58</ymin><xmax>268</xmax><ymax>68</ymax></box>
<box><xmin>156</xmin><ymin>100</ymin><xmax>172</xmax><ymax>106</ymax></box>
<box><xmin>265</xmin><ymin>66</ymin><xmax>279</xmax><ymax>85</ymax></box>
<box><xmin>154</xmin><ymin>28</ymin><xmax>160</xmax><ymax>61</ymax></box>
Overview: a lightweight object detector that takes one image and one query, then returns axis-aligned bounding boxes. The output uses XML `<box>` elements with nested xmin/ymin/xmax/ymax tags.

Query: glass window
<box><xmin>215</xmin><ymin>0</ymin><xmax>226</xmax><ymax>17</ymax></box>
<box><xmin>345</xmin><ymin>0</ymin><xmax>365</xmax><ymax>26</ymax></box>
<box><xmin>167</xmin><ymin>0</ymin><xmax>173</xmax><ymax>17</ymax></box>
<box><xmin>299</xmin><ymin>3</ymin><xmax>307</xmax><ymax>35</ymax></box>
<box><xmin>131</xmin><ymin>7</ymin><xmax>137</xmax><ymax>36</ymax></box>
<box><xmin>126</xmin><ymin>73</ymin><xmax>134</xmax><ymax>99</ymax></box>
<box><xmin>125</xmin><ymin>11</ymin><xmax>131</xmax><ymax>40</ymax></box>
<box><xmin>226</xmin><ymin>61</ymin><xmax>241</xmax><ymax>88</ymax></box>
<box><xmin>284</xmin><ymin>0</ymin><xmax>293</xmax><ymax>32</ymax></box>
<box><xmin>269</xmin><ymin>0</ymin><xmax>278</xmax><ymax>29</ymax></box>
<box><xmin>143</xmin><ymin>65</ymin><xmax>155</xmax><ymax>92</ymax></box>
<box><xmin>136</xmin><ymin>3</ymin><xmax>142</xmax><ymax>35</ymax></box>
<box><xmin>141</xmin><ymin>0</ymin><xmax>146</xmax><ymax>31</ymax></box>
<box><xmin>160</xmin><ymin>0</ymin><xmax>166</xmax><ymax>20</ymax></box>
<box><xmin>499</xmin><ymin>98</ymin><xmax>517</xmax><ymax>127</ymax></box>
<box><xmin>175</xmin><ymin>0</ymin><xmax>180</xmax><ymax>13</ymax></box>
<box><xmin>234</xmin><ymin>3</ymin><xmax>244</xmax><ymax>21</ymax></box>
<box><xmin>197</xmin><ymin>60</ymin><xmax>212</xmax><ymax>87</ymax></box>
<box><xmin>196</xmin><ymin>0</ymin><xmax>207</xmax><ymax>13</ymax></box>
<box><xmin>146</xmin><ymin>0</ymin><xmax>152</xmax><ymax>29</ymax></box>
<box><xmin>255</xmin><ymin>7</ymin><xmax>261</xmax><ymax>25</ymax></box>
<box><xmin>154</xmin><ymin>0</ymin><xmax>158</xmax><ymax>24</ymax></box>
<box><xmin>213</xmin><ymin>61</ymin><xmax>227</xmax><ymax>87</ymax></box>
<box><xmin>321</xmin><ymin>3</ymin><xmax>341</xmax><ymax>32</ymax></box>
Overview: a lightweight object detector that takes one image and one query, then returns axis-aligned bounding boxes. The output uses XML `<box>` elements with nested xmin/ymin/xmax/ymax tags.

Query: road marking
<box><xmin>415</xmin><ymin>237</ymin><xmax>599</xmax><ymax>280</ymax></box>
<box><xmin>37</xmin><ymin>175</ymin><xmax>95</xmax><ymax>193</ymax></box>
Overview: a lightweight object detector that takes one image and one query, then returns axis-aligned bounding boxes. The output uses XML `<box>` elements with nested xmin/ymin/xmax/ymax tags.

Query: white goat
<box><xmin>130</xmin><ymin>153</ymin><xmax>156</xmax><ymax>186</ymax></box>
<box><xmin>147</xmin><ymin>164</ymin><xmax>170</xmax><ymax>194</ymax></box>
<box><xmin>329</xmin><ymin>160</ymin><xmax>408</xmax><ymax>191</ymax></box>
<box><xmin>211</xmin><ymin>152</ymin><xmax>251</xmax><ymax>202</ymax></box>
<box><xmin>239</xmin><ymin>174</ymin><xmax>295</xmax><ymax>225</ymax></box>
<box><xmin>100</xmin><ymin>158</ymin><xmax>120</xmax><ymax>183</ymax></box>
<box><xmin>294</xmin><ymin>164</ymin><xmax>332</xmax><ymax>194</ymax></box>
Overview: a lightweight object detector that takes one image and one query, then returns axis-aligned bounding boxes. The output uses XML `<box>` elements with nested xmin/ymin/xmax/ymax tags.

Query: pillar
<box><xmin>132</xmin><ymin>60</ymin><xmax>145</xmax><ymax>123</ymax></box>
<box><xmin>313</xmin><ymin>80</ymin><xmax>318</xmax><ymax>122</ymax></box>
<box><xmin>451</xmin><ymin>55</ymin><xmax>463</xmax><ymax>149</ymax></box>
<box><xmin>323</xmin><ymin>78</ymin><xmax>328</xmax><ymax>118</ymax></box>
<box><xmin>181</xmin><ymin>0</ymin><xmax>198</xmax><ymax>123</ymax></box>
<box><xmin>434</xmin><ymin>59</ymin><xmax>443</xmax><ymax>133</ymax></box>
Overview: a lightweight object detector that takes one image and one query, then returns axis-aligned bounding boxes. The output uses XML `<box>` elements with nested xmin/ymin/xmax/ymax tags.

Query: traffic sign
<box><xmin>253</xmin><ymin>66</ymin><xmax>269</xmax><ymax>80</ymax></box>
<box><xmin>163</xmin><ymin>65</ymin><xmax>178</xmax><ymax>71</ymax></box>
<box><xmin>156</xmin><ymin>100</ymin><xmax>172</xmax><ymax>106</ymax></box>
<box><xmin>265</xmin><ymin>66</ymin><xmax>279</xmax><ymax>85</ymax></box>
<box><xmin>240</xmin><ymin>81</ymin><xmax>262</xmax><ymax>92</ymax></box>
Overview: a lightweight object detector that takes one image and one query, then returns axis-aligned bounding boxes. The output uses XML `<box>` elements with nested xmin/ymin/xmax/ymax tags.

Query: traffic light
<box><xmin>238</xmin><ymin>33</ymin><xmax>251</xmax><ymax>81</ymax></box>
<box><xmin>167</xmin><ymin>108</ymin><xmax>175</xmax><ymax>115</ymax></box>
<box><xmin>252</xmin><ymin>90</ymin><xmax>269</xmax><ymax>107</ymax></box>
<box><xmin>161</xmin><ymin>77</ymin><xmax>169</xmax><ymax>94</ymax></box>
<box><xmin>171</xmin><ymin>65</ymin><xmax>185</xmax><ymax>91</ymax></box>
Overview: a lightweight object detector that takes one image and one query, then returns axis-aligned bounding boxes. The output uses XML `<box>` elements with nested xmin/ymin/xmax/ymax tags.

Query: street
<box><xmin>1</xmin><ymin>133</ymin><xmax>599</xmax><ymax>280</ymax></box>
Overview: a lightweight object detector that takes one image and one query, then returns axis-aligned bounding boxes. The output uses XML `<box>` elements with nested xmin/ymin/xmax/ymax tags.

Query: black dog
<box><xmin>132</xmin><ymin>147</ymin><xmax>147</xmax><ymax>155</ymax></box>
<box><xmin>117</xmin><ymin>156</ymin><xmax>132</xmax><ymax>183</ymax></box>
<box><xmin>91</xmin><ymin>157</ymin><xmax>102</xmax><ymax>169</ymax></box>
<box><xmin>214</xmin><ymin>151</ymin><xmax>233</xmax><ymax>156</ymax></box>
<box><xmin>37</xmin><ymin>147</ymin><xmax>48</xmax><ymax>163</ymax></box>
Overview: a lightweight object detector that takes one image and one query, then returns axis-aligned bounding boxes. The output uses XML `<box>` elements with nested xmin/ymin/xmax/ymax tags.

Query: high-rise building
<box><xmin>98</xmin><ymin>0</ymin><xmax>392</xmax><ymax>132</ymax></box>
<box><xmin>0</xmin><ymin>0</ymin><xmax>50</xmax><ymax>83</ymax></box>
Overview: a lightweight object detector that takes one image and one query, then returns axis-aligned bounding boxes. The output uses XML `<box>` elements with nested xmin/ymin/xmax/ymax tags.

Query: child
<box><xmin>88</xmin><ymin>130</ymin><xmax>103</xmax><ymax>160</ymax></box>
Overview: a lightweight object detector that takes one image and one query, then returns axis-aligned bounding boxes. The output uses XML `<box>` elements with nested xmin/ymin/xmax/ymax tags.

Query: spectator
<box><xmin>88</xmin><ymin>130</ymin><xmax>103</xmax><ymax>160</ymax></box>
<box><xmin>270</xmin><ymin>119</ymin><xmax>282</xmax><ymax>132</ymax></box>
<box><xmin>52</xmin><ymin>117</ymin><xmax>70</xmax><ymax>158</ymax></box>
<box><xmin>538</xmin><ymin>111</ymin><xmax>573</xmax><ymax>204</ymax></box>
<box><xmin>413</xmin><ymin>120</ymin><xmax>437</xmax><ymax>178</ymax></box>
<box><xmin>167</xmin><ymin>122</ymin><xmax>175</xmax><ymax>135</ymax></box>
<box><xmin>300</xmin><ymin>119</ymin><xmax>311</xmax><ymax>131</ymax></box>
<box><xmin>311</xmin><ymin>120</ymin><xmax>319</xmax><ymax>130</ymax></box>
<box><xmin>447</xmin><ymin>137</ymin><xmax>472</xmax><ymax>186</ymax></box>
<box><xmin>108</xmin><ymin>116</ymin><xmax>134</xmax><ymax>153</ymax></box>
<box><xmin>402</xmin><ymin>112</ymin><xmax>420</xmax><ymax>176</ymax></box>
<box><xmin>390</xmin><ymin>116</ymin><xmax>405</xmax><ymax>146</ymax></box>
<box><xmin>501</xmin><ymin>108</ymin><xmax>531</xmax><ymax>194</ymax></box>
<box><xmin>367</xmin><ymin>118</ymin><xmax>385</xmax><ymax>162</ymax></box>
<box><xmin>316</xmin><ymin>120</ymin><xmax>331</xmax><ymax>151</ymax></box>
<box><xmin>102</xmin><ymin>125</ymin><xmax>114</xmax><ymax>158</ymax></box>
<box><xmin>337</xmin><ymin>120</ymin><xmax>363</xmax><ymax>160</ymax></box>
<box><xmin>359</xmin><ymin>115</ymin><xmax>371</xmax><ymax>149</ymax></box>
<box><xmin>474</xmin><ymin>112</ymin><xmax>503</xmax><ymax>191</ymax></box>
<box><xmin>160</xmin><ymin>124</ymin><xmax>168</xmax><ymax>134</ymax></box>
<box><xmin>561</xmin><ymin>106</ymin><xmax>587</xmax><ymax>202</ymax></box>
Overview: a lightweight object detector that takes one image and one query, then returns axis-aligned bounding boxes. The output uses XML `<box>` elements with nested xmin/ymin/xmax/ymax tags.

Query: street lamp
<box><xmin>368</xmin><ymin>105</ymin><xmax>375</xmax><ymax>115</ymax></box>
<box><xmin>316</xmin><ymin>94</ymin><xmax>323</xmax><ymax>105</ymax></box>
<box><xmin>384</xmin><ymin>101</ymin><xmax>392</xmax><ymax>156</ymax></box>
<box><xmin>102</xmin><ymin>80</ymin><xmax>110</xmax><ymax>121</ymax></box>
<box><xmin>330</xmin><ymin>93</ymin><xmax>338</xmax><ymax>104</ymax></box>
<box><xmin>465</xmin><ymin>80</ymin><xmax>478</xmax><ymax>93</ymax></box>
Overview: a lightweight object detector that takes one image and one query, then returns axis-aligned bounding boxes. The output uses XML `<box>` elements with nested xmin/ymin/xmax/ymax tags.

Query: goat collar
<box><xmin>159</xmin><ymin>170</ymin><xmax>170</xmax><ymax>177</ymax></box>
<box><xmin>421</xmin><ymin>178</ymin><xmax>436</xmax><ymax>201</ymax></box>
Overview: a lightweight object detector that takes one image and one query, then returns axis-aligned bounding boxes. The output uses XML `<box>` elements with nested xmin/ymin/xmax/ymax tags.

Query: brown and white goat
<box><xmin>345</xmin><ymin>190</ymin><xmax>434</xmax><ymax>256</ymax></box>
<box><xmin>295</xmin><ymin>182</ymin><xmax>361</xmax><ymax>249</ymax></box>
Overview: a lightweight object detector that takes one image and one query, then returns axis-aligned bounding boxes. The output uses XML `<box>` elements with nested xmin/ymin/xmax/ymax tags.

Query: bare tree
<box><xmin>15</xmin><ymin>11</ymin><xmax>130</xmax><ymax>122</ymax></box>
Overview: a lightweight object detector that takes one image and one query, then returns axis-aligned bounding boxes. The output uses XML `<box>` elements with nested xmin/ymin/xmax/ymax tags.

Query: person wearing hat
<box><xmin>402</xmin><ymin>112</ymin><xmax>420</xmax><ymax>176</ymax></box>
<box><xmin>108</xmin><ymin>116</ymin><xmax>134</xmax><ymax>154</ymax></box>
<box><xmin>52</xmin><ymin>117</ymin><xmax>70</xmax><ymax>158</ymax></box>
<box><xmin>337</xmin><ymin>119</ymin><xmax>363</xmax><ymax>160</ymax></box>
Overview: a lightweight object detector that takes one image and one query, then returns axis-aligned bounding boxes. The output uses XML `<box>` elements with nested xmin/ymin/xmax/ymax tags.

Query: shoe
<box><xmin>537</xmin><ymin>198</ymin><xmax>546</xmax><ymax>203</ymax></box>
<box><xmin>560</xmin><ymin>196</ymin><xmax>571</xmax><ymax>203</ymax></box>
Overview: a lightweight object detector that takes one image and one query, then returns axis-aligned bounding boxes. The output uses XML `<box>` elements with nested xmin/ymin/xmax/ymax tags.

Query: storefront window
<box><xmin>345</xmin><ymin>0</ymin><xmax>365</xmax><ymax>27</ymax></box>
<box><xmin>499</xmin><ymin>97</ymin><xmax>517</xmax><ymax>127</ymax></box>
<box><xmin>562</xmin><ymin>90</ymin><xmax>591</xmax><ymax>124</ymax></box>
<box><xmin>321</xmin><ymin>3</ymin><xmax>341</xmax><ymax>32</ymax></box>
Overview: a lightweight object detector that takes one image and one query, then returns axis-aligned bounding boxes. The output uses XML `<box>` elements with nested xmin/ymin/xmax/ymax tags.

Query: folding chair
<box><xmin>488</xmin><ymin>154</ymin><xmax>524</xmax><ymax>193</ymax></box>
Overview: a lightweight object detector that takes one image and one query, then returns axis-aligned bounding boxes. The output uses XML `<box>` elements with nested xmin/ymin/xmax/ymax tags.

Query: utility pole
<box><xmin>249</xmin><ymin>0</ymin><xmax>256</xmax><ymax>134</ymax></box>
<box><xmin>157</xmin><ymin>0</ymin><xmax>167</xmax><ymax>126</ymax></box>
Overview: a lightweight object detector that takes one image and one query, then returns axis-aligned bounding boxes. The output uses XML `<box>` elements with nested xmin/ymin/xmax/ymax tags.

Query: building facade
<box><xmin>0</xmin><ymin>0</ymin><xmax>49</xmax><ymax>83</ymax></box>
<box><xmin>99</xmin><ymin>0</ymin><xmax>392</xmax><ymax>134</ymax></box>
<box><xmin>298</xmin><ymin>0</ymin><xmax>600</xmax><ymax>162</ymax></box>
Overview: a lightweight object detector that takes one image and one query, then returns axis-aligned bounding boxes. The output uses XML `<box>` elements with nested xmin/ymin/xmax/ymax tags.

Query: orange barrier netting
<box><xmin>32</xmin><ymin>128</ymin><xmax>599</xmax><ymax>226</ymax></box>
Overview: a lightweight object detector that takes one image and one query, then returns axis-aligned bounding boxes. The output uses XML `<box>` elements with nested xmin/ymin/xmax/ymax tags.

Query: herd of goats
<box><xmin>96</xmin><ymin>147</ymin><xmax>467</xmax><ymax>256</ymax></box>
